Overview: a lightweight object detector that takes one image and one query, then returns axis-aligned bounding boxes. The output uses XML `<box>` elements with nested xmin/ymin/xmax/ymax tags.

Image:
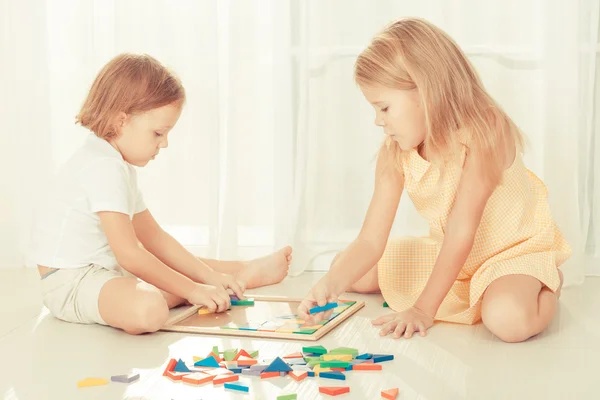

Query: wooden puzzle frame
<box><xmin>161</xmin><ymin>295</ymin><xmax>365</xmax><ymax>341</ymax></box>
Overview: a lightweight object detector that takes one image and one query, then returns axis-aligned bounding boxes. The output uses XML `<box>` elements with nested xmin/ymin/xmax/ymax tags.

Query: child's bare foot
<box><xmin>236</xmin><ymin>246</ymin><xmax>292</xmax><ymax>289</ymax></box>
<box><xmin>555</xmin><ymin>269</ymin><xmax>564</xmax><ymax>298</ymax></box>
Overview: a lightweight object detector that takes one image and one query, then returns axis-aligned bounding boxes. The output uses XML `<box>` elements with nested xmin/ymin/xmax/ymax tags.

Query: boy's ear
<box><xmin>115</xmin><ymin>112</ymin><xmax>128</xmax><ymax>127</ymax></box>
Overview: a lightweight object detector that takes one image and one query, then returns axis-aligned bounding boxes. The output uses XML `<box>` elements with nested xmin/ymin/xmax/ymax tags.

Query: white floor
<box><xmin>1</xmin><ymin>268</ymin><xmax>599</xmax><ymax>400</ymax></box>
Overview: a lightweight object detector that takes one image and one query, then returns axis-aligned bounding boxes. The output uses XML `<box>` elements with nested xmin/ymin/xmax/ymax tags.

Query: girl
<box><xmin>297</xmin><ymin>18</ymin><xmax>571</xmax><ymax>343</ymax></box>
<box><xmin>31</xmin><ymin>53</ymin><xmax>292</xmax><ymax>335</ymax></box>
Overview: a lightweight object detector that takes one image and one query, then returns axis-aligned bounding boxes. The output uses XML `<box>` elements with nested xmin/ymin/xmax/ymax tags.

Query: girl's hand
<box><xmin>297</xmin><ymin>275</ymin><xmax>339</xmax><ymax>323</ymax></box>
<box><xmin>203</xmin><ymin>271</ymin><xmax>246</xmax><ymax>300</ymax></box>
<box><xmin>372</xmin><ymin>306</ymin><xmax>435</xmax><ymax>339</ymax></box>
<box><xmin>186</xmin><ymin>283</ymin><xmax>231</xmax><ymax>313</ymax></box>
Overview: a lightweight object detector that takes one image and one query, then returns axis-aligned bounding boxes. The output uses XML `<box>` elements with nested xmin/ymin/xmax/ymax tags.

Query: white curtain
<box><xmin>1</xmin><ymin>0</ymin><xmax>598</xmax><ymax>285</ymax></box>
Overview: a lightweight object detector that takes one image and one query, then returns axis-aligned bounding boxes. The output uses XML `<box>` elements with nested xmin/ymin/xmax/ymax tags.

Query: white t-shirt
<box><xmin>30</xmin><ymin>134</ymin><xmax>146</xmax><ymax>270</ymax></box>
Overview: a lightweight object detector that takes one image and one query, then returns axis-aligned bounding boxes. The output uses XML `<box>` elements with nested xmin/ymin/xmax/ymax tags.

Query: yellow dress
<box><xmin>377</xmin><ymin>138</ymin><xmax>572</xmax><ymax>324</ymax></box>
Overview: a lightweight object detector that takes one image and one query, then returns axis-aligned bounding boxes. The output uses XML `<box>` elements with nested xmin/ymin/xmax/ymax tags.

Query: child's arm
<box><xmin>413</xmin><ymin>151</ymin><xmax>497</xmax><ymax>316</ymax></box>
<box><xmin>373</xmin><ymin>150</ymin><xmax>498</xmax><ymax>338</ymax></box>
<box><xmin>131</xmin><ymin>210</ymin><xmax>245</xmax><ymax>298</ymax></box>
<box><xmin>297</xmin><ymin>150</ymin><xmax>404</xmax><ymax>319</ymax></box>
<box><xmin>99</xmin><ymin>211</ymin><xmax>231</xmax><ymax>311</ymax></box>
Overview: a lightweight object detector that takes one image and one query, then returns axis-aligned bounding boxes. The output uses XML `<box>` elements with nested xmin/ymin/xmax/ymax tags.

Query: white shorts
<box><xmin>40</xmin><ymin>264</ymin><xmax>125</xmax><ymax>325</ymax></box>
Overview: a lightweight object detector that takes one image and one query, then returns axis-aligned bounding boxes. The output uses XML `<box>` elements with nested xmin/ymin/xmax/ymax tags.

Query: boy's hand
<box><xmin>297</xmin><ymin>275</ymin><xmax>339</xmax><ymax>323</ymax></box>
<box><xmin>186</xmin><ymin>283</ymin><xmax>231</xmax><ymax>313</ymax></box>
<box><xmin>371</xmin><ymin>306</ymin><xmax>434</xmax><ymax>339</ymax></box>
<box><xmin>203</xmin><ymin>271</ymin><xmax>246</xmax><ymax>300</ymax></box>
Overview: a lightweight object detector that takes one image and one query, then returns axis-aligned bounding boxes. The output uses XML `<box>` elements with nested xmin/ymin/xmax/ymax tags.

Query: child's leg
<box><xmin>348</xmin><ymin>265</ymin><xmax>381</xmax><ymax>294</ymax></box>
<box><xmin>98</xmin><ymin>277</ymin><xmax>185</xmax><ymax>335</ymax></box>
<box><xmin>481</xmin><ymin>271</ymin><xmax>563</xmax><ymax>343</ymax></box>
<box><xmin>198</xmin><ymin>246</ymin><xmax>292</xmax><ymax>289</ymax></box>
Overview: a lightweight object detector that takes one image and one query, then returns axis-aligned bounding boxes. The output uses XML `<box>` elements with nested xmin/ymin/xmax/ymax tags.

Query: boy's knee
<box><xmin>482</xmin><ymin>296</ymin><xmax>536</xmax><ymax>343</ymax></box>
<box><xmin>124</xmin><ymin>292</ymin><xmax>169</xmax><ymax>335</ymax></box>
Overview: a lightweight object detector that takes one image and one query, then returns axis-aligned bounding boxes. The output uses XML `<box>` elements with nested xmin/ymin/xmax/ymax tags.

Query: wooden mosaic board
<box><xmin>161</xmin><ymin>295</ymin><xmax>364</xmax><ymax>341</ymax></box>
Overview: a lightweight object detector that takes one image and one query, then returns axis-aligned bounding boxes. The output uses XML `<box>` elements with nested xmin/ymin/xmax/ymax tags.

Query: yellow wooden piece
<box><xmin>198</xmin><ymin>308</ymin><xmax>213</xmax><ymax>315</ymax></box>
<box><xmin>312</xmin><ymin>365</ymin><xmax>332</xmax><ymax>376</ymax></box>
<box><xmin>193</xmin><ymin>356</ymin><xmax>203</xmax><ymax>363</ymax></box>
<box><xmin>77</xmin><ymin>377</ymin><xmax>108</xmax><ymax>388</ymax></box>
<box><xmin>323</xmin><ymin>354</ymin><xmax>352</xmax><ymax>361</ymax></box>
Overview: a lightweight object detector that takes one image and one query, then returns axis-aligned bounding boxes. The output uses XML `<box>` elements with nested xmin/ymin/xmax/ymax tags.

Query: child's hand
<box><xmin>297</xmin><ymin>275</ymin><xmax>339</xmax><ymax>323</ymax></box>
<box><xmin>186</xmin><ymin>283</ymin><xmax>231</xmax><ymax>313</ymax></box>
<box><xmin>203</xmin><ymin>271</ymin><xmax>246</xmax><ymax>300</ymax></box>
<box><xmin>372</xmin><ymin>306</ymin><xmax>434</xmax><ymax>339</ymax></box>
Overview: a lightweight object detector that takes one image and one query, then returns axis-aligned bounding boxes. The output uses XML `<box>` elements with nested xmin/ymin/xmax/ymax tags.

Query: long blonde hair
<box><xmin>355</xmin><ymin>18</ymin><xmax>523</xmax><ymax>185</ymax></box>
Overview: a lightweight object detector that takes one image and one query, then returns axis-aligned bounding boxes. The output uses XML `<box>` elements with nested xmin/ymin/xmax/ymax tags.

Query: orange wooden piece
<box><xmin>163</xmin><ymin>358</ymin><xmax>177</xmax><ymax>376</ymax></box>
<box><xmin>237</xmin><ymin>356</ymin><xmax>258</xmax><ymax>366</ymax></box>
<box><xmin>319</xmin><ymin>386</ymin><xmax>350</xmax><ymax>396</ymax></box>
<box><xmin>331</xmin><ymin>368</ymin><xmax>346</xmax><ymax>372</ymax></box>
<box><xmin>381</xmin><ymin>388</ymin><xmax>399</xmax><ymax>399</ymax></box>
<box><xmin>283</xmin><ymin>352</ymin><xmax>304</xmax><ymax>359</ymax></box>
<box><xmin>353</xmin><ymin>363</ymin><xmax>383</xmax><ymax>371</ymax></box>
<box><xmin>213</xmin><ymin>375</ymin><xmax>239</xmax><ymax>385</ymax></box>
<box><xmin>233</xmin><ymin>349</ymin><xmax>253</xmax><ymax>361</ymax></box>
<box><xmin>182</xmin><ymin>372</ymin><xmax>213</xmax><ymax>385</ymax></box>
<box><xmin>260</xmin><ymin>371</ymin><xmax>280</xmax><ymax>379</ymax></box>
<box><xmin>289</xmin><ymin>371</ymin><xmax>308</xmax><ymax>382</ymax></box>
<box><xmin>166</xmin><ymin>371</ymin><xmax>190</xmax><ymax>381</ymax></box>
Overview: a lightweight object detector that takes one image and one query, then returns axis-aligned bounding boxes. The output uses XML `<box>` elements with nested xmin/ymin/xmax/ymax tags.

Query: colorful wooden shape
<box><xmin>165</xmin><ymin>371</ymin><xmax>190</xmax><ymax>381</ymax></box>
<box><xmin>194</xmin><ymin>356</ymin><xmax>220</xmax><ymax>368</ymax></box>
<box><xmin>77</xmin><ymin>378</ymin><xmax>108</xmax><ymax>388</ymax></box>
<box><xmin>206</xmin><ymin>351</ymin><xmax>223</xmax><ymax>362</ymax></box>
<box><xmin>263</xmin><ymin>357</ymin><xmax>292</xmax><ymax>373</ymax></box>
<box><xmin>353</xmin><ymin>363</ymin><xmax>382</xmax><ymax>371</ymax></box>
<box><xmin>320</xmin><ymin>361</ymin><xmax>350</xmax><ymax>369</ymax></box>
<box><xmin>224</xmin><ymin>382</ymin><xmax>249</xmax><ymax>392</ymax></box>
<box><xmin>198</xmin><ymin>308</ymin><xmax>213</xmax><ymax>315</ymax></box>
<box><xmin>383</xmin><ymin>301</ymin><xmax>389</xmax><ymax>307</ymax></box>
<box><xmin>320</xmin><ymin>371</ymin><xmax>346</xmax><ymax>381</ymax></box>
<box><xmin>233</xmin><ymin>349</ymin><xmax>253</xmax><ymax>361</ymax></box>
<box><xmin>213</xmin><ymin>374</ymin><xmax>239</xmax><ymax>385</ymax></box>
<box><xmin>163</xmin><ymin>358</ymin><xmax>177</xmax><ymax>376</ymax></box>
<box><xmin>241</xmin><ymin>369</ymin><xmax>262</xmax><ymax>376</ymax></box>
<box><xmin>323</xmin><ymin>354</ymin><xmax>353</xmax><ymax>361</ymax></box>
<box><xmin>224</xmin><ymin>349</ymin><xmax>238</xmax><ymax>361</ymax></box>
<box><xmin>260</xmin><ymin>371</ymin><xmax>280</xmax><ymax>379</ymax></box>
<box><xmin>237</xmin><ymin>356</ymin><xmax>258</xmax><ymax>366</ymax></box>
<box><xmin>182</xmin><ymin>372</ymin><xmax>213</xmax><ymax>385</ymax></box>
<box><xmin>356</xmin><ymin>353</ymin><xmax>373</xmax><ymax>360</ymax></box>
<box><xmin>381</xmin><ymin>388</ymin><xmax>399</xmax><ymax>399</ymax></box>
<box><xmin>328</xmin><ymin>347</ymin><xmax>359</xmax><ymax>357</ymax></box>
<box><xmin>302</xmin><ymin>345</ymin><xmax>327</xmax><ymax>355</ymax></box>
<box><xmin>319</xmin><ymin>386</ymin><xmax>350</xmax><ymax>396</ymax></box>
<box><xmin>277</xmin><ymin>394</ymin><xmax>298</xmax><ymax>400</ymax></box>
<box><xmin>205</xmin><ymin>368</ymin><xmax>234</xmax><ymax>377</ymax></box>
<box><xmin>289</xmin><ymin>370</ymin><xmax>308</xmax><ymax>382</ymax></box>
<box><xmin>250</xmin><ymin>364</ymin><xmax>268</xmax><ymax>371</ymax></box>
<box><xmin>309</xmin><ymin>302</ymin><xmax>338</xmax><ymax>314</ymax></box>
<box><xmin>173</xmin><ymin>359</ymin><xmax>191</xmax><ymax>372</ymax></box>
<box><xmin>308</xmin><ymin>371</ymin><xmax>315</xmax><ymax>377</ymax></box>
<box><xmin>231</xmin><ymin>298</ymin><xmax>255</xmax><ymax>306</ymax></box>
<box><xmin>111</xmin><ymin>373</ymin><xmax>139</xmax><ymax>383</ymax></box>
<box><xmin>249</xmin><ymin>350</ymin><xmax>259</xmax><ymax>358</ymax></box>
<box><xmin>228</xmin><ymin>367</ymin><xmax>242</xmax><ymax>374</ymax></box>
<box><xmin>313</xmin><ymin>365</ymin><xmax>332</xmax><ymax>376</ymax></box>
<box><xmin>373</xmin><ymin>354</ymin><xmax>394</xmax><ymax>363</ymax></box>
<box><xmin>283</xmin><ymin>352</ymin><xmax>304</xmax><ymax>359</ymax></box>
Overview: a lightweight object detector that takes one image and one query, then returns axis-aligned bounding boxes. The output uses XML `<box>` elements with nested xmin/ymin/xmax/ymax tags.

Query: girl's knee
<box><xmin>481</xmin><ymin>296</ymin><xmax>537</xmax><ymax>343</ymax></box>
<box><xmin>123</xmin><ymin>292</ymin><xmax>169</xmax><ymax>335</ymax></box>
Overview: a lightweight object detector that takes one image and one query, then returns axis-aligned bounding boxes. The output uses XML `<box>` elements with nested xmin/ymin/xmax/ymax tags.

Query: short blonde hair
<box><xmin>76</xmin><ymin>53</ymin><xmax>185</xmax><ymax>139</ymax></box>
<box><xmin>355</xmin><ymin>18</ymin><xmax>523</xmax><ymax>185</ymax></box>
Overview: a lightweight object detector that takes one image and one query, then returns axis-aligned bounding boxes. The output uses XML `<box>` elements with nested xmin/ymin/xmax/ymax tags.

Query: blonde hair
<box><xmin>76</xmin><ymin>53</ymin><xmax>185</xmax><ymax>139</ymax></box>
<box><xmin>355</xmin><ymin>18</ymin><xmax>523</xmax><ymax>185</ymax></box>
